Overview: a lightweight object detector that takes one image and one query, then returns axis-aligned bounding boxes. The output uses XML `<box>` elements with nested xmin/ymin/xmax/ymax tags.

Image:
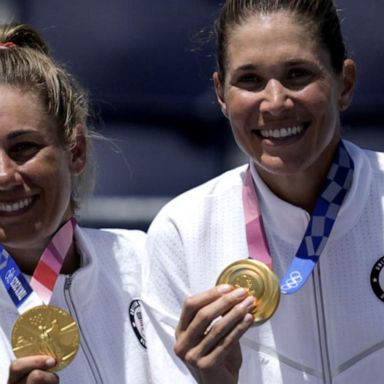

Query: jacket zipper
<box><xmin>64</xmin><ymin>275</ymin><xmax>104</xmax><ymax>383</ymax></box>
<box><xmin>313</xmin><ymin>265</ymin><xmax>332</xmax><ymax>384</ymax></box>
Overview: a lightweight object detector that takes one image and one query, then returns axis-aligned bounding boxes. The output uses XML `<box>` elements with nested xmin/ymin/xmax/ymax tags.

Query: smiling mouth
<box><xmin>0</xmin><ymin>197</ymin><xmax>34</xmax><ymax>213</ymax></box>
<box><xmin>258</xmin><ymin>124</ymin><xmax>306</xmax><ymax>139</ymax></box>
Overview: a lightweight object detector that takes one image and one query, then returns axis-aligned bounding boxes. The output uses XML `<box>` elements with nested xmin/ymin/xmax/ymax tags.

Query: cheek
<box><xmin>300</xmin><ymin>82</ymin><xmax>338</xmax><ymax>117</ymax></box>
<box><xmin>226</xmin><ymin>92</ymin><xmax>259</xmax><ymax>127</ymax></box>
<box><xmin>300</xmin><ymin>86</ymin><xmax>341</xmax><ymax>148</ymax></box>
<box><xmin>23</xmin><ymin>153</ymin><xmax>72</xmax><ymax>190</ymax></box>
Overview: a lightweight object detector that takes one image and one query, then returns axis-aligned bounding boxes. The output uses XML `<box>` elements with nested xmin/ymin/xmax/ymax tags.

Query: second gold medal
<box><xmin>216</xmin><ymin>259</ymin><xmax>280</xmax><ymax>326</ymax></box>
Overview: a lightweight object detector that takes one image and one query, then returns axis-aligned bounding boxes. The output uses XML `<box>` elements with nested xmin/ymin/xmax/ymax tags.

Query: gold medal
<box><xmin>216</xmin><ymin>259</ymin><xmax>280</xmax><ymax>326</ymax></box>
<box><xmin>11</xmin><ymin>305</ymin><xmax>80</xmax><ymax>372</ymax></box>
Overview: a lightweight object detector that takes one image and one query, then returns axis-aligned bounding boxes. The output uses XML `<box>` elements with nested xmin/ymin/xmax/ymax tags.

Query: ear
<box><xmin>213</xmin><ymin>71</ymin><xmax>228</xmax><ymax>118</ymax></box>
<box><xmin>69</xmin><ymin>124</ymin><xmax>87</xmax><ymax>175</ymax></box>
<box><xmin>338</xmin><ymin>59</ymin><xmax>356</xmax><ymax>111</ymax></box>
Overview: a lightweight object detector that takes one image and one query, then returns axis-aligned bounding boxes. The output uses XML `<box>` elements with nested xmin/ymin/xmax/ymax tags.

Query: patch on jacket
<box><xmin>371</xmin><ymin>256</ymin><xmax>384</xmax><ymax>302</ymax></box>
<box><xmin>129</xmin><ymin>299</ymin><xmax>147</xmax><ymax>349</ymax></box>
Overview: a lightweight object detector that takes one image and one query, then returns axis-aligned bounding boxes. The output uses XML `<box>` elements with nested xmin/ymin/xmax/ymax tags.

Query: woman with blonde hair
<box><xmin>0</xmin><ymin>23</ymin><xmax>149</xmax><ymax>384</ymax></box>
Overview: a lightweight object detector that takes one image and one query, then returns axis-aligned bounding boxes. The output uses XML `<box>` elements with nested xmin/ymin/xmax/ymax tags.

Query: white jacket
<box><xmin>0</xmin><ymin>226</ymin><xmax>150</xmax><ymax>384</ymax></box>
<box><xmin>143</xmin><ymin>141</ymin><xmax>384</xmax><ymax>384</ymax></box>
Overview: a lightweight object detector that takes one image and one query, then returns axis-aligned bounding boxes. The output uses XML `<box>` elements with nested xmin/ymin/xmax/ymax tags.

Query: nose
<box><xmin>259</xmin><ymin>79</ymin><xmax>293</xmax><ymax>116</ymax></box>
<box><xmin>0</xmin><ymin>151</ymin><xmax>19</xmax><ymax>190</ymax></box>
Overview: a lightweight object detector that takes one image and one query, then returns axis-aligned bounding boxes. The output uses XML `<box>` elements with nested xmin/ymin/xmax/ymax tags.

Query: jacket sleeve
<box><xmin>0</xmin><ymin>326</ymin><xmax>14</xmax><ymax>384</ymax></box>
<box><xmin>142</xmin><ymin>208</ymin><xmax>197</xmax><ymax>384</ymax></box>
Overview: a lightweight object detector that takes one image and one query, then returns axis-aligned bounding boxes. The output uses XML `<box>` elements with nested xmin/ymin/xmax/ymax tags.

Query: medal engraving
<box><xmin>12</xmin><ymin>305</ymin><xmax>80</xmax><ymax>372</ymax></box>
<box><xmin>217</xmin><ymin>259</ymin><xmax>280</xmax><ymax>325</ymax></box>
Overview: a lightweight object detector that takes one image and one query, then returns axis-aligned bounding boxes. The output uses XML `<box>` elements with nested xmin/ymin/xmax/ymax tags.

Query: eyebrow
<box><xmin>6</xmin><ymin>130</ymin><xmax>38</xmax><ymax>140</ymax></box>
<box><xmin>234</xmin><ymin>59</ymin><xmax>317</xmax><ymax>72</ymax></box>
<box><xmin>235</xmin><ymin>64</ymin><xmax>258</xmax><ymax>72</ymax></box>
<box><xmin>285</xmin><ymin>59</ymin><xmax>317</xmax><ymax>67</ymax></box>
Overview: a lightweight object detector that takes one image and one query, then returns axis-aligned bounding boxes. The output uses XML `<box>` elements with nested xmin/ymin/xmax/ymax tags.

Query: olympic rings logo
<box><xmin>281</xmin><ymin>271</ymin><xmax>303</xmax><ymax>291</ymax></box>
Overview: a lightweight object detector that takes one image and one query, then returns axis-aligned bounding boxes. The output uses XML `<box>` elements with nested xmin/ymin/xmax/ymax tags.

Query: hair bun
<box><xmin>0</xmin><ymin>23</ymin><xmax>49</xmax><ymax>54</ymax></box>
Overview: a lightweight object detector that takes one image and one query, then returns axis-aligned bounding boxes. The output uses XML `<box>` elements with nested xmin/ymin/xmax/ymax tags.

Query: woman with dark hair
<box><xmin>143</xmin><ymin>1</ymin><xmax>384</xmax><ymax>383</ymax></box>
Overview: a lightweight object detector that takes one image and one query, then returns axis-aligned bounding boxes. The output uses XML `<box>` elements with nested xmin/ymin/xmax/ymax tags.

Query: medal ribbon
<box><xmin>0</xmin><ymin>217</ymin><xmax>76</xmax><ymax>313</ymax></box>
<box><xmin>243</xmin><ymin>141</ymin><xmax>354</xmax><ymax>294</ymax></box>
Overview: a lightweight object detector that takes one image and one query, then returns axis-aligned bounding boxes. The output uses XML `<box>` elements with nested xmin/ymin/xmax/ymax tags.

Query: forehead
<box><xmin>0</xmin><ymin>85</ymin><xmax>43</xmax><ymax>110</ymax></box>
<box><xmin>226</xmin><ymin>11</ymin><xmax>327</xmax><ymax>69</ymax></box>
<box><xmin>0</xmin><ymin>85</ymin><xmax>56</xmax><ymax>136</ymax></box>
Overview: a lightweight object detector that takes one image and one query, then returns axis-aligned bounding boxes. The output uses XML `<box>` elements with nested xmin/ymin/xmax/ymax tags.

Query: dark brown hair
<box><xmin>215</xmin><ymin>0</ymin><xmax>347</xmax><ymax>80</ymax></box>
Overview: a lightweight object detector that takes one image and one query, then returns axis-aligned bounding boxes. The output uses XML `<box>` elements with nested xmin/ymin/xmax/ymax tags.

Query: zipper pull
<box><xmin>64</xmin><ymin>274</ymin><xmax>73</xmax><ymax>290</ymax></box>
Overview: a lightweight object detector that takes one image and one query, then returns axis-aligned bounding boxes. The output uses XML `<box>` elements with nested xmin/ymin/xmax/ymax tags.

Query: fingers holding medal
<box><xmin>174</xmin><ymin>259</ymin><xmax>279</xmax><ymax>382</ymax></box>
<box><xmin>216</xmin><ymin>259</ymin><xmax>280</xmax><ymax>326</ymax></box>
<box><xmin>8</xmin><ymin>355</ymin><xmax>59</xmax><ymax>384</ymax></box>
<box><xmin>175</xmin><ymin>285</ymin><xmax>256</xmax><ymax>381</ymax></box>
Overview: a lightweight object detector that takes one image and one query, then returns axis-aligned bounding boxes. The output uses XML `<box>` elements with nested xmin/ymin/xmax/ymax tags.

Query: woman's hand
<box><xmin>174</xmin><ymin>285</ymin><xmax>255</xmax><ymax>384</ymax></box>
<box><xmin>8</xmin><ymin>356</ymin><xmax>59</xmax><ymax>384</ymax></box>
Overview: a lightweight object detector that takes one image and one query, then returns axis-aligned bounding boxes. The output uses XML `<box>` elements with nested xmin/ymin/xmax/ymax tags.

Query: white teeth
<box><xmin>259</xmin><ymin>125</ymin><xmax>304</xmax><ymax>139</ymax></box>
<box><xmin>0</xmin><ymin>197</ymin><xmax>33</xmax><ymax>213</ymax></box>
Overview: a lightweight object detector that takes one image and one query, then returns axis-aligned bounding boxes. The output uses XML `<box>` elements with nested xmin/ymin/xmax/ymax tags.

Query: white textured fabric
<box><xmin>0</xmin><ymin>227</ymin><xmax>150</xmax><ymax>384</ymax></box>
<box><xmin>143</xmin><ymin>140</ymin><xmax>384</xmax><ymax>384</ymax></box>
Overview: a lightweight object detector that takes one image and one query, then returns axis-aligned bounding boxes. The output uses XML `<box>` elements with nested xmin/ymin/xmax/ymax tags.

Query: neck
<box><xmin>258</xmin><ymin>170</ymin><xmax>326</xmax><ymax>213</ymax></box>
<box><xmin>61</xmin><ymin>242</ymin><xmax>81</xmax><ymax>274</ymax></box>
<box><xmin>256</xmin><ymin>143</ymin><xmax>339</xmax><ymax>213</ymax></box>
<box><xmin>8</xmin><ymin>240</ymin><xmax>80</xmax><ymax>276</ymax></box>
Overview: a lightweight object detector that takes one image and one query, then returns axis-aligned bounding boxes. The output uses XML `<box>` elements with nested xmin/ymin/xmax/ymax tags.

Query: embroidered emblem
<box><xmin>370</xmin><ymin>256</ymin><xmax>384</xmax><ymax>302</ymax></box>
<box><xmin>129</xmin><ymin>299</ymin><xmax>146</xmax><ymax>349</ymax></box>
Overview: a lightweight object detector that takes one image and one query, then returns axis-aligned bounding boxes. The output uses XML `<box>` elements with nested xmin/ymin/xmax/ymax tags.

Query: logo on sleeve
<box><xmin>129</xmin><ymin>299</ymin><xmax>146</xmax><ymax>349</ymax></box>
<box><xmin>370</xmin><ymin>256</ymin><xmax>384</xmax><ymax>302</ymax></box>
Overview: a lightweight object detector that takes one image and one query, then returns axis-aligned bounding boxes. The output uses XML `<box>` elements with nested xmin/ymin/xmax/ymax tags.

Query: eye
<box><xmin>284</xmin><ymin>68</ymin><xmax>314</xmax><ymax>88</ymax></box>
<box><xmin>9</xmin><ymin>142</ymin><xmax>42</xmax><ymax>162</ymax></box>
<box><xmin>287</xmin><ymin>68</ymin><xmax>311</xmax><ymax>79</ymax></box>
<box><xmin>234</xmin><ymin>73</ymin><xmax>264</xmax><ymax>91</ymax></box>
